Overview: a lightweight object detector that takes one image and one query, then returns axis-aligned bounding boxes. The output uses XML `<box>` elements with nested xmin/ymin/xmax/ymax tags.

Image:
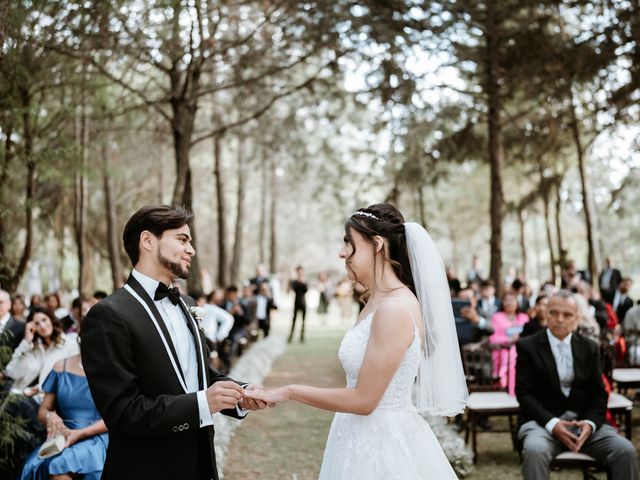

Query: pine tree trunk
<box><xmin>102</xmin><ymin>140</ymin><xmax>122</xmax><ymax>290</ymax></box>
<box><xmin>170</xmin><ymin>103</ymin><xmax>196</xmax><ymax>206</ymax></box>
<box><xmin>554</xmin><ymin>180</ymin><xmax>565</xmax><ymax>270</ymax></box>
<box><xmin>543</xmin><ymin>192</ymin><xmax>557</xmax><ymax>284</ymax></box>
<box><xmin>213</xmin><ymin>135</ymin><xmax>227</xmax><ymax>287</ymax></box>
<box><xmin>230</xmin><ymin>140</ymin><xmax>247</xmax><ymax>286</ymax></box>
<box><xmin>2</xmin><ymin>88</ymin><xmax>36</xmax><ymax>293</ymax></box>
<box><xmin>269</xmin><ymin>158</ymin><xmax>278</xmax><ymax>276</ymax></box>
<box><xmin>518</xmin><ymin>209</ymin><xmax>528</xmax><ymax>280</ymax></box>
<box><xmin>74</xmin><ymin>80</ymin><xmax>89</xmax><ymax>296</ymax></box>
<box><xmin>417</xmin><ymin>185</ymin><xmax>427</xmax><ymax>228</ymax></box>
<box><xmin>569</xmin><ymin>91</ymin><xmax>600</xmax><ymax>282</ymax></box>
<box><xmin>486</xmin><ymin>0</ymin><xmax>505</xmax><ymax>294</ymax></box>
<box><xmin>258</xmin><ymin>148</ymin><xmax>267</xmax><ymax>263</ymax></box>
<box><xmin>184</xmin><ymin>166</ymin><xmax>202</xmax><ymax>292</ymax></box>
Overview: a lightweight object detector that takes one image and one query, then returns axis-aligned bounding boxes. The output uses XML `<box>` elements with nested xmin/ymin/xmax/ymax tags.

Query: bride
<box><xmin>246</xmin><ymin>203</ymin><xmax>468</xmax><ymax>479</ymax></box>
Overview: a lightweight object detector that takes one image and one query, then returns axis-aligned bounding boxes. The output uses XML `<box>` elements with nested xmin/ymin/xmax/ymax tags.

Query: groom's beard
<box><xmin>157</xmin><ymin>251</ymin><xmax>190</xmax><ymax>279</ymax></box>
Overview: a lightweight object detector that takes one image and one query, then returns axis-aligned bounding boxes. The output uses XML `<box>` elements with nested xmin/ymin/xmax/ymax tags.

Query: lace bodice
<box><xmin>338</xmin><ymin>312</ymin><xmax>420</xmax><ymax>410</ymax></box>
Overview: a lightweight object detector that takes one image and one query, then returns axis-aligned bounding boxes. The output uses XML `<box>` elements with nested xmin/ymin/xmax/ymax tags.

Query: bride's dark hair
<box><xmin>344</xmin><ymin>203</ymin><xmax>416</xmax><ymax>295</ymax></box>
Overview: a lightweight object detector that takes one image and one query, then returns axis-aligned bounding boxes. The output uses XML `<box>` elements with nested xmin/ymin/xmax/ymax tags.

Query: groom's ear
<box><xmin>139</xmin><ymin>230</ymin><xmax>156</xmax><ymax>254</ymax></box>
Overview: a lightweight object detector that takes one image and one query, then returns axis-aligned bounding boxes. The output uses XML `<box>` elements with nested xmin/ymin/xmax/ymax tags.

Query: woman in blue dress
<box><xmin>19</xmin><ymin>353</ymin><xmax>108</xmax><ymax>480</ymax></box>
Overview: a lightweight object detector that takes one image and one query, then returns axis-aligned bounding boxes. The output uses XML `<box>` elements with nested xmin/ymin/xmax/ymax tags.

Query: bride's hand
<box><xmin>244</xmin><ymin>386</ymin><xmax>292</xmax><ymax>405</ymax></box>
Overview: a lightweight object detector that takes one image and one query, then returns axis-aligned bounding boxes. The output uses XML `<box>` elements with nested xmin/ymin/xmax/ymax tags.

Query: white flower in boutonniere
<box><xmin>189</xmin><ymin>306</ymin><xmax>206</xmax><ymax>332</ymax></box>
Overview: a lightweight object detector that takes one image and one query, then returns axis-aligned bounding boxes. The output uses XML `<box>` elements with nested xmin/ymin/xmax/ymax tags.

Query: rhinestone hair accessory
<box><xmin>352</xmin><ymin>211</ymin><xmax>380</xmax><ymax>221</ymax></box>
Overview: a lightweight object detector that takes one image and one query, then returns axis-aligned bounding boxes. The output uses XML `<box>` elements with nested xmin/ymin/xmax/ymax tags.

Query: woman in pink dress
<box><xmin>489</xmin><ymin>292</ymin><xmax>529</xmax><ymax>395</ymax></box>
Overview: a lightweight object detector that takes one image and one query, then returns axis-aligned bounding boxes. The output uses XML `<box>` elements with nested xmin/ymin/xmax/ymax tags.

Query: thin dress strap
<box><xmin>382</xmin><ymin>297</ymin><xmax>419</xmax><ymax>331</ymax></box>
<box><xmin>62</xmin><ymin>358</ymin><xmax>67</xmax><ymax>372</ymax></box>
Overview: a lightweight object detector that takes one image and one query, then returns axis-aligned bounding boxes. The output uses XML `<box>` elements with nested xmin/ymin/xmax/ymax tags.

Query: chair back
<box><xmin>461</xmin><ymin>341</ymin><xmax>513</xmax><ymax>393</ymax></box>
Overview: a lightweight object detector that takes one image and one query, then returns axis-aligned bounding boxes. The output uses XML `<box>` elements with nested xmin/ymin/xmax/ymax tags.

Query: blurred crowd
<box><xmin>448</xmin><ymin>255</ymin><xmax>638</xmax><ymax>391</ymax></box>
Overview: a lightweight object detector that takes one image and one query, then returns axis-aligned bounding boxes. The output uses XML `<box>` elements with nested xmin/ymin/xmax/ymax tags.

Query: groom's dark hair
<box><xmin>123</xmin><ymin>205</ymin><xmax>193</xmax><ymax>265</ymax></box>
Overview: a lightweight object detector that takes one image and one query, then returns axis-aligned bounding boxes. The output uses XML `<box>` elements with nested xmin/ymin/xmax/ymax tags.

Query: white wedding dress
<box><xmin>319</xmin><ymin>312</ymin><xmax>458</xmax><ymax>479</ymax></box>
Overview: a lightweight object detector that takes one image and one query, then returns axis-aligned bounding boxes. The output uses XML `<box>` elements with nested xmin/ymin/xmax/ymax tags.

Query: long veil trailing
<box><xmin>404</xmin><ymin>222</ymin><xmax>468</xmax><ymax>416</ymax></box>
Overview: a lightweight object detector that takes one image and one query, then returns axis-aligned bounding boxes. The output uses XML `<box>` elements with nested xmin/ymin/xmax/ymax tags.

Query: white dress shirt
<box><xmin>256</xmin><ymin>295</ymin><xmax>268</xmax><ymax>320</ymax></box>
<box><xmin>132</xmin><ymin>270</ymin><xmax>222</xmax><ymax>428</ymax></box>
<box><xmin>544</xmin><ymin>329</ymin><xmax>596</xmax><ymax>434</ymax></box>
<box><xmin>202</xmin><ymin>303</ymin><xmax>234</xmax><ymax>342</ymax></box>
<box><xmin>600</xmin><ymin>268</ymin><xmax>613</xmax><ymax>291</ymax></box>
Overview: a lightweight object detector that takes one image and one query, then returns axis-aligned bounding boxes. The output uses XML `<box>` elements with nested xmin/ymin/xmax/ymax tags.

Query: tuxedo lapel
<box><xmin>124</xmin><ymin>275</ymin><xmax>188</xmax><ymax>392</ymax></box>
<box><xmin>177</xmin><ymin>298</ymin><xmax>207</xmax><ymax>390</ymax></box>
<box><xmin>537</xmin><ymin>331</ymin><xmax>562</xmax><ymax>394</ymax></box>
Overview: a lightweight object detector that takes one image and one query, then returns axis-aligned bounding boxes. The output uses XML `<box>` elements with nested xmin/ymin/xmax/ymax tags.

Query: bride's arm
<box><xmin>253</xmin><ymin>301</ymin><xmax>415</xmax><ymax>415</ymax></box>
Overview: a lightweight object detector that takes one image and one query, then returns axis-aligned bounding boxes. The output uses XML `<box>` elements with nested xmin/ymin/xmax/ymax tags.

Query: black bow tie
<box><xmin>154</xmin><ymin>283</ymin><xmax>181</xmax><ymax>305</ymax></box>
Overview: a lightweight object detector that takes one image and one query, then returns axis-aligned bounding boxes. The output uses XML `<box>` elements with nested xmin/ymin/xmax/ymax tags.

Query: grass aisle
<box><xmin>223</xmin><ymin>324</ymin><xmax>347</xmax><ymax>480</ymax></box>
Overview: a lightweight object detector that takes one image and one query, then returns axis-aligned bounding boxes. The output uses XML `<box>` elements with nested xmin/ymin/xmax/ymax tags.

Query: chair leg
<box><xmin>471</xmin><ymin>414</ymin><xmax>478</xmax><ymax>464</ymax></box>
<box><xmin>464</xmin><ymin>413</ymin><xmax>470</xmax><ymax>444</ymax></box>
<box><xmin>508</xmin><ymin>414</ymin><xmax>517</xmax><ymax>452</ymax></box>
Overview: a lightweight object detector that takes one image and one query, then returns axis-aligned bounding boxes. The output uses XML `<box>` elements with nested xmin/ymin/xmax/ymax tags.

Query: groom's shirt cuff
<box><xmin>197</xmin><ymin>390</ymin><xmax>214</xmax><ymax>428</ymax></box>
<box><xmin>197</xmin><ymin>388</ymin><xmax>249</xmax><ymax>429</ymax></box>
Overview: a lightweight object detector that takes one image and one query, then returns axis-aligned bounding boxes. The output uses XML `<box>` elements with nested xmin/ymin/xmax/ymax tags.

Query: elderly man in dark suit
<box><xmin>515</xmin><ymin>290</ymin><xmax>638</xmax><ymax>480</ymax></box>
<box><xmin>0</xmin><ymin>289</ymin><xmax>24</xmax><ymax>351</ymax></box>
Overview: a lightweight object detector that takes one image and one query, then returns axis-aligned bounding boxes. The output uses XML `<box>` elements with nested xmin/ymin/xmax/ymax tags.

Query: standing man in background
<box><xmin>288</xmin><ymin>266</ymin><xmax>308</xmax><ymax>343</ymax></box>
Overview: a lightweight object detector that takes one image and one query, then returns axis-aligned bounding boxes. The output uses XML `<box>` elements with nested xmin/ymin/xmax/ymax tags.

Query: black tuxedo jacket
<box><xmin>515</xmin><ymin>329</ymin><xmax>607</xmax><ymax>430</ymax></box>
<box><xmin>616</xmin><ymin>296</ymin><xmax>634</xmax><ymax>323</ymax></box>
<box><xmin>599</xmin><ymin>268</ymin><xmax>622</xmax><ymax>303</ymax></box>
<box><xmin>82</xmin><ymin>275</ymin><xmax>244</xmax><ymax>480</ymax></box>
<box><xmin>0</xmin><ymin>316</ymin><xmax>24</xmax><ymax>351</ymax></box>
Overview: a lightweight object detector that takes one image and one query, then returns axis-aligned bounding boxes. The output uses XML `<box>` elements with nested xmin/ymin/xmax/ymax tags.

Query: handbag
<box><xmin>37</xmin><ymin>434</ymin><xmax>66</xmax><ymax>459</ymax></box>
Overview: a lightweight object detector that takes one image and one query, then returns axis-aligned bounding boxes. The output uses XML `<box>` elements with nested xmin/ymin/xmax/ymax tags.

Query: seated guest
<box><xmin>489</xmin><ymin>292</ymin><xmax>529</xmax><ymax>395</ymax></box>
<box><xmin>1</xmin><ymin>289</ymin><xmax>25</xmax><ymax>352</ymax></box>
<box><xmin>5</xmin><ymin>308</ymin><xmax>79</xmax><ymax>395</ymax></box>
<box><xmin>477</xmin><ymin>280</ymin><xmax>501</xmax><ymax>321</ymax></box>
<box><xmin>574</xmin><ymin>294</ymin><xmax>600</xmax><ymax>342</ymax></box>
<box><xmin>91</xmin><ymin>290</ymin><xmax>108</xmax><ymax>304</ymax></box>
<box><xmin>202</xmin><ymin>291</ymin><xmax>234</xmax><ymax>344</ymax></box>
<box><xmin>453</xmin><ymin>288</ymin><xmax>494</xmax><ymax>347</ymax></box>
<box><xmin>12</xmin><ymin>294</ymin><xmax>28</xmax><ymax>322</ymax></box>
<box><xmin>624</xmin><ymin>301</ymin><xmax>640</xmax><ymax>365</ymax></box>
<box><xmin>28</xmin><ymin>294</ymin><xmax>43</xmax><ymax>315</ymax></box>
<box><xmin>20</xmin><ymin>353</ymin><xmax>108</xmax><ymax>479</ymax></box>
<box><xmin>512</xmin><ymin>278</ymin><xmax>532</xmax><ymax>312</ymax></box>
<box><xmin>576</xmin><ymin>280</ymin><xmax>609</xmax><ymax>331</ymax></box>
<box><xmin>240</xmin><ymin>285</ymin><xmax>257</xmax><ymax>330</ymax></box>
<box><xmin>624</xmin><ymin>301</ymin><xmax>640</xmax><ymax>332</ymax></box>
<box><xmin>43</xmin><ymin>293</ymin><xmax>68</xmax><ymax>321</ymax></box>
<box><xmin>516</xmin><ymin>291</ymin><xmax>639</xmax><ymax>480</ymax></box>
<box><xmin>613</xmin><ymin>278</ymin><xmax>634</xmax><ymax>324</ymax></box>
<box><xmin>58</xmin><ymin>297</ymin><xmax>92</xmax><ymax>334</ymax></box>
<box><xmin>255</xmin><ymin>282</ymin><xmax>277</xmax><ymax>338</ymax></box>
<box><xmin>560</xmin><ymin>259</ymin><xmax>587</xmax><ymax>291</ymax></box>
<box><xmin>599</xmin><ymin>256</ymin><xmax>622</xmax><ymax>304</ymax></box>
<box><xmin>522</xmin><ymin>295</ymin><xmax>548</xmax><ymax>338</ymax></box>
<box><xmin>221</xmin><ymin>286</ymin><xmax>250</xmax><ymax>371</ymax></box>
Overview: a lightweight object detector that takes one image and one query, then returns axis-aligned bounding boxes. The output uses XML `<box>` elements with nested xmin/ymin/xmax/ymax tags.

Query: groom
<box><xmin>82</xmin><ymin>205</ymin><xmax>266</xmax><ymax>480</ymax></box>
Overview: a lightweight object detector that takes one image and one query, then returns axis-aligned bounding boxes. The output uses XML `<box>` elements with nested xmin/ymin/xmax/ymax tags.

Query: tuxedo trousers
<box><xmin>197</xmin><ymin>428</ymin><xmax>216</xmax><ymax>480</ymax></box>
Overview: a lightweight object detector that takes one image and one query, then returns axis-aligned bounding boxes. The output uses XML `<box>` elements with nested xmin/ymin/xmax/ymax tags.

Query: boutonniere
<box><xmin>188</xmin><ymin>306</ymin><xmax>206</xmax><ymax>332</ymax></box>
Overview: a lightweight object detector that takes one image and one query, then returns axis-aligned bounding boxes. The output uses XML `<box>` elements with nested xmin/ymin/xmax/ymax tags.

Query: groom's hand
<box><xmin>206</xmin><ymin>381</ymin><xmax>244</xmax><ymax>413</ymax></box>
<box><xmin>239</xmin><ymin>384</ymin><xmax>269</xmax><ymax>411</ymax></box>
